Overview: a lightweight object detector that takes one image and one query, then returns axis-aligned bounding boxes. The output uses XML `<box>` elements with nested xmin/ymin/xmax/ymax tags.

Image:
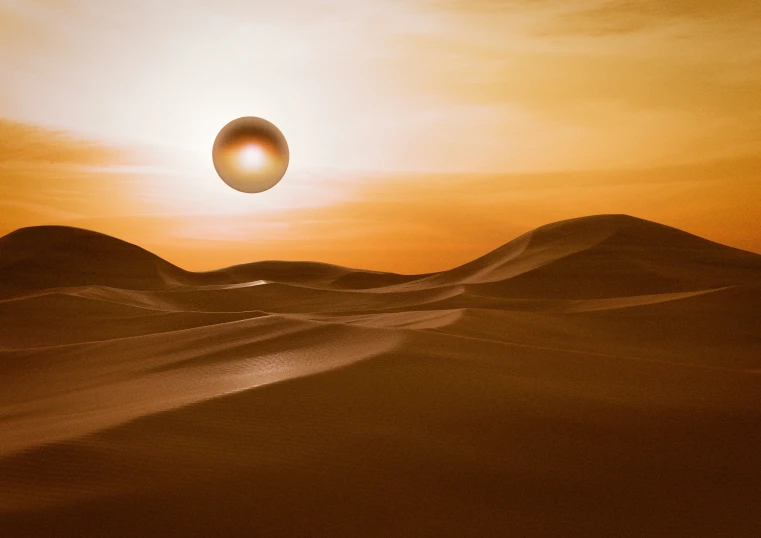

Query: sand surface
<box><xmin>1</xmin><ymin>214</ymin><xmax>759</xmax><ymax>536</ymax></box>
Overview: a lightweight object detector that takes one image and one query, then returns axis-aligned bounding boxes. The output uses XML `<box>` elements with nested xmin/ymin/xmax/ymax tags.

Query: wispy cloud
<box><xmin>548</xmin><ymin>0</ymin><xmax>761</xmax><ymax>36</ymax></box>
<box><xmin>0</xmin><ymin>119</ymin><xmax>125</xmax><ymax>165</ymax></box>
<box><xmin>432</xmin><ymin>0</ymin><xmax>761</xmax><ymax>32</ymax></box>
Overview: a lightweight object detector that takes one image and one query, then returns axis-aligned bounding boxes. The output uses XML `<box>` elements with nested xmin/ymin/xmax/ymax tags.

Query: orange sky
<box><xmin>1</xmin><ymin>0</ymin><xmax>760</xmax><ymax>272</ymax></box>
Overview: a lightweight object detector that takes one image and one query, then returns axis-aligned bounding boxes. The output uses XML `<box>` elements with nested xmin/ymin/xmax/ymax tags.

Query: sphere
<box><xmin>212</xmin><ymin>117</ymin><xmax>289</xmax><ymax>193</ymax></box>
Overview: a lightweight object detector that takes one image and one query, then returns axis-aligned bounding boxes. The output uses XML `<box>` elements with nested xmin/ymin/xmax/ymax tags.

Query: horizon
<box><xmin>3</xmin><ymin>212</ymin><xmax>759</xmax><ymax>276</ymax></box>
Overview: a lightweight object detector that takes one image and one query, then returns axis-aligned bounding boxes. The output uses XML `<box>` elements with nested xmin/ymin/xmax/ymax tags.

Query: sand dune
<box><xmin>1</xmin><ymin>214</ymin><xmax>759</xmax><ymax>537</ymax></box>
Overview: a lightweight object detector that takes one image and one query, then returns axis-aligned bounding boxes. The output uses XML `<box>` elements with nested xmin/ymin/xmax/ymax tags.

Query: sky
<box><xmin>1</xmin><ymin>0</ymin><xmax>760</xmax><ymax>272</ymax></box>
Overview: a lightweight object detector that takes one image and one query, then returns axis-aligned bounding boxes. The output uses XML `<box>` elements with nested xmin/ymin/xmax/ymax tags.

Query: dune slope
<box><xmin>1</xmin><ymin>214</ymin><xmax>759</xmax><ymax>537</ymax></box>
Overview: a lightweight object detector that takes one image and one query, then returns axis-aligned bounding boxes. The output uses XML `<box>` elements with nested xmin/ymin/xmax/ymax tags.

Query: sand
<box><xmin>1</xmin><ymin>214</ymin><xmax>759</xmax><ymax>537</ymax></box>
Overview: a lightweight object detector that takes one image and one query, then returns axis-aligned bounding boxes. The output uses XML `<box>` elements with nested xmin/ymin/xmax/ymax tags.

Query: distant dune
<box><xmin>1</xmin><ymin>215</ymin><xmax>759</xmax><ymax>537</ymax></box>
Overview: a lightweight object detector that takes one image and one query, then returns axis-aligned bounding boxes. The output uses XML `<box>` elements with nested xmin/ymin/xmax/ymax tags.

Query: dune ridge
<box><xmin>1</xmin><ymin>214</ymin><xmax>760</xmax><ymax>537</ymax></box>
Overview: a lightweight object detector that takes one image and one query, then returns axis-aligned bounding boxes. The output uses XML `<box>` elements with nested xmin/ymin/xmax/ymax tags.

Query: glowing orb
<box><xmin>212</xmin><ymin>117</ymin><xmax>289</xmax><ymax>193</ymax></box>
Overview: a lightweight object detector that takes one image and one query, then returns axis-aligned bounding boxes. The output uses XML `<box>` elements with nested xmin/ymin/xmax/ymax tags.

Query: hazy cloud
<box><xmin>0</xmin><ymin>119</ymin><xmax>125</xmax><ymax>166</ymax></box>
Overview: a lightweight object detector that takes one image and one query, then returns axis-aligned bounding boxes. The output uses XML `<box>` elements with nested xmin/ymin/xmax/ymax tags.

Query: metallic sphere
<box><xmin>212</xmin><ymin>117</ymin><xmax>289</xmax><ymax>193</ymax></box>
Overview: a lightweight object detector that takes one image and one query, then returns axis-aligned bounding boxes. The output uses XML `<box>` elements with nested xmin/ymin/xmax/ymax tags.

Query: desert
<box><xmin>1</xmin><ymin>214</ymin><xmax>759</xmax><ymax>536</ymax></box>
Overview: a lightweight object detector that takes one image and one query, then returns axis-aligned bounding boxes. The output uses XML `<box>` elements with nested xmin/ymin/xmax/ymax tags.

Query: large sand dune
<box><xmin>1</xmin><ymin>214</ymin><xmax>759</xmax><ymax>536</ymax></box>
